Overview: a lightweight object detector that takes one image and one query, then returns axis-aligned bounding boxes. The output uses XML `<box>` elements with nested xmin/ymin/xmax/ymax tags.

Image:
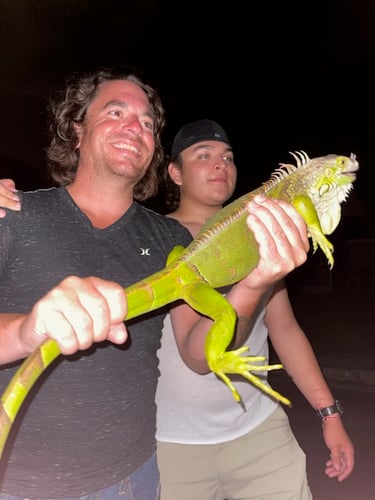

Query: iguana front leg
<box><xmin>292</xmin><ymin>195</ymin><xmax>334</xmax><ymax>268</ymax></box>
<box><xmin>181</xmin><ymin>282</ymin><xmax>291</xmax><ymax>406</ymax></box>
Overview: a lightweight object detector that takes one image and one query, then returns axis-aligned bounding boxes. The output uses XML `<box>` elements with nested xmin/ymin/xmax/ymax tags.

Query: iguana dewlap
<box><xmin>0</xmin><ymin>151</ymin><xmax>358</xmax><ymax>458</ymax></box>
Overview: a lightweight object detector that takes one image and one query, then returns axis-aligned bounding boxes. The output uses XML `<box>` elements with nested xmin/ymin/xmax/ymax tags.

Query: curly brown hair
<box><xmin>46</xmin><ymin>67</ymin><xmax>166</xmax><ymax>201</ymax></box>
<box><xmin>159</xmin><ymin>151</ymin><xmax>182</xmax><ymax>212</ymax></box>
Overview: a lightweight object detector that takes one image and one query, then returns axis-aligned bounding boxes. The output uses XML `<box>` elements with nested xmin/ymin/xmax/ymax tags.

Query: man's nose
<box><xmin>122</xmin><ymin>116</ymin><xmax>142</xmax><ymax>135</ymax></box>
<box><xmin>214</xmin><ymin>158</ymin><xmax>227</xmax><ymax>169</ymax></box>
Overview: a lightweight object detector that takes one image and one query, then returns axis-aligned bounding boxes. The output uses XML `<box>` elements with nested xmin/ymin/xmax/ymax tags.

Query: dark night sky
<box><xmin>0</xmin><ymin>1</ymin><xmax>374</xmax><ymax>221</ymax></box>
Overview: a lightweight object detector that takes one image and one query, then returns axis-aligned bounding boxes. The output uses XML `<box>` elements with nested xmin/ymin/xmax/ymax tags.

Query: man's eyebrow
<box><xmin>103</xmin><ymin>100</ymin><xmax>154</xmax><ymax>120</ymax></box>
<box><xmin>193</xmin><ymin>144</ymin><xmax>214</xmax><ymax>151</ymax></box>
<box><xmin>104</xmin><ymin>100</ymin><xmax>127</xmax><ymax>109</ymax></box>
<box><xmin>193</xmin><ymin>144</ymin><xmax>233</xmax><ymax>153</ymax></box>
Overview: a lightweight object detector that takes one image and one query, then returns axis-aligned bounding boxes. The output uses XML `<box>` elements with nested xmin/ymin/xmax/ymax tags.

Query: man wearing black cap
<box><xmin>155</xmin><ymin>119</ymin><xmax>354</xmax><ymax>499</ymax></box>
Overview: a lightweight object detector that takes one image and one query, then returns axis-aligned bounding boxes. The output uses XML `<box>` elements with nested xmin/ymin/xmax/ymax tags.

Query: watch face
<box><xmin>336</xmin><ymin>401</ymin><xmax>344</xmax><ymax>413</ymax></box>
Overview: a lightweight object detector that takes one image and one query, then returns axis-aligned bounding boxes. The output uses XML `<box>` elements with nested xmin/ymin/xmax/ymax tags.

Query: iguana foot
<box><xmin>309</xmin><ymin>229</ymin><xmax>334</xmax><ymax>269</ymax></box>
<box><xmin>208</xmin><ymin>347</ymin><xmax>291</xmax><ymax>406</ymax></box>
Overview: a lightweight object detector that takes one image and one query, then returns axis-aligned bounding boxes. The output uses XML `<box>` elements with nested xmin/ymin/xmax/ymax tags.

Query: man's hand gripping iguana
<box><xmin>0</xmin><ymin>151</ymin><xmax>358</xmax><ymax>458</ymax></box>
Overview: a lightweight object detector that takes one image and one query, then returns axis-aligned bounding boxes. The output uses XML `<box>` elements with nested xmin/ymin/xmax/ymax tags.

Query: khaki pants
<box><xmin>157</xmin><ymin>405</ymin><xmax>313</xmax><ymax>500</ymax></box>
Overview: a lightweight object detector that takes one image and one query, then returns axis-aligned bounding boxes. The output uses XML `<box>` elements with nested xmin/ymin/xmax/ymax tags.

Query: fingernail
<box><xmin>248</xmin><ymin>201</ymin><xmax>256</xmax><ymax>211</ymax></box>
<box><xmin>253</xmin><ymin>194</ymin><xmax>267</xmax><ymax>203</ymax></box>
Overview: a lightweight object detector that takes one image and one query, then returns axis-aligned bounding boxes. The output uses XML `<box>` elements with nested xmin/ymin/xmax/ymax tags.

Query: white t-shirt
<box><xmin>155</xmin><ymin>301</ymin><xmax>278</xmax><ymax>445</ymax></box>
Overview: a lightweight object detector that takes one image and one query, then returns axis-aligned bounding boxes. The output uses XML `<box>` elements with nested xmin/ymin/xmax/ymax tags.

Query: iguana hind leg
<box><xmin>182</xmin><ymin>282</ymin><xmax>290</xmax><ymax>405</ymax></box>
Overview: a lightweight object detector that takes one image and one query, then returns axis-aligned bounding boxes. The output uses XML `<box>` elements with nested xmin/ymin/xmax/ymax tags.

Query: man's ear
<box><xmin>73</xmin><ymin>122</ymin><xmax>82</xmax><ymax>149</ymax></box>
<box><xmin>168</xmin><ymin>163</ymin><xmax>182</xmax><ymax>186</ymax></box>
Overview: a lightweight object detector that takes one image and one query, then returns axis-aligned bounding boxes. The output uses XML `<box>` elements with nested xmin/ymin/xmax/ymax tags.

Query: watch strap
<box><xmin>317</xmin><ymin>400</ymin><xmax>344</xmax><ymax>420</ymax></box>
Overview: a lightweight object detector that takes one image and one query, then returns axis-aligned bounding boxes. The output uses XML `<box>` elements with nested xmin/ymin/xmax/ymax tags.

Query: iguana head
<box><xmin>304</xmin><ymin>153</ymin><xmax>359</xmax><ymax>235</ymax></box>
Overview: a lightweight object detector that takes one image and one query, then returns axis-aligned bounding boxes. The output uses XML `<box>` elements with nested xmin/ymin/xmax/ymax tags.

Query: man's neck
<box><xmin>67</xmin><ymin>178</ymin><xmax>134</xmax><ymax>229</ymax></box>
<box><xmin>168</xmin><ymin>200</ymin><xmax>222</xmax><ymax>237</ymax></box>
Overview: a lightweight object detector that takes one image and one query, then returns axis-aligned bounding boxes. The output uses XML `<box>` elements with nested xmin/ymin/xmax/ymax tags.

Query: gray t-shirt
<box><xmin>0</xmin><ymin>186</ymin><xmax>192</xmax><ymax>497</ymax></box>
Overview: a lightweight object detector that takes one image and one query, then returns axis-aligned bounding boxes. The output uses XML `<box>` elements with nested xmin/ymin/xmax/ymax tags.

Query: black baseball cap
<box><xmin>171</xmin><ymin>119</ymin><xmax>231</xmax><ymax>157</ymax></box>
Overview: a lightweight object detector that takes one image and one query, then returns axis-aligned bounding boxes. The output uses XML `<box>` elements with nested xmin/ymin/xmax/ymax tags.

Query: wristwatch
<box><xmin>317</xmin><ymin>400</ymin><xmax>344</xmax><ymax>420</ymax></box>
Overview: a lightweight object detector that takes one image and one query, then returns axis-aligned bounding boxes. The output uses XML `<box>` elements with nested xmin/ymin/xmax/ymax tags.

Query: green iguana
<box><xmin>0</xmin><ymin>151</ymin><xmax>358</xmax><ymax>458</ymax></box>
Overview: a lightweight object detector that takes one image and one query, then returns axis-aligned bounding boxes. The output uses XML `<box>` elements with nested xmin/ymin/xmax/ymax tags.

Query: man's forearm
<box><xmin>226</xmin><ymin>282</ymin><xmax>271</xmax><ymax>349</ymax></box>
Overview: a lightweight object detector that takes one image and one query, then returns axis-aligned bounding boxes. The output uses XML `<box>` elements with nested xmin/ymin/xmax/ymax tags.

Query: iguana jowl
<box><xmin>0</xmin><ymin>151</ymin><xmax>358</xmax><ymax>458</ymax></box>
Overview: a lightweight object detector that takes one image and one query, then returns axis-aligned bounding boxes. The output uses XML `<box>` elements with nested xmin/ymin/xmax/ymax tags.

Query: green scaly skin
<box><xmin>0</xmin><ymin>151</ymin><xmax>359</xmax><ymax>459</ymax></box>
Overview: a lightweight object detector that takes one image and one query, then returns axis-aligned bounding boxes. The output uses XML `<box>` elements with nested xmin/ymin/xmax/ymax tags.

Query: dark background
<box><xmin>0</xmin><ymin>0</ymin><xmax>373</xmax><ymax>226</ymax></box>
<box><xmin>1</xmin><ymin>5</ymin><xmax>373</xmax><ymax>496</ymax></box>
